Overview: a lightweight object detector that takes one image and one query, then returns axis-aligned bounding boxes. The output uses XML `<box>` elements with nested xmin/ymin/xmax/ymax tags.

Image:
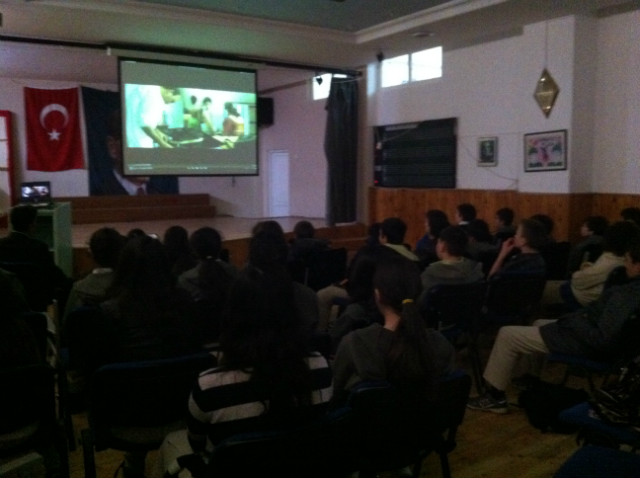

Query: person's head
<box><xmin>251</xmin><ymin>220</ymin><xmax>285</xmax><ymax>238</ymax></box>
<box><xmin>621</xmin><ymin>207</ymin><xmax>640</xmax><ymax>227</ymax></box>
<box><xmin>624</xmin><ymin>239</ymin><xmax>640</xmax><ymax>278</ymax></box>
<box><xmin>466</xmin><ymin>219</ymin><xmax>493</xmax><ymax>244</ymax></box>
<box><xmin>9</xmin><ymin>205</ymin><xmax>37</xmax><ymax>233</ymax></box>
<box><xmin>293</xmin><ymin>221</ymin><xmax>315</xmax><ymax>240</ymax></box>
<box><xmin>160</xmin><ymin>87</ymin><xmax>181</xmax><ymax>104</ymax></box>
<box><xmin>530</xmin><ymin>214</ymin><xmax>554</xmax><ymax>238</ymax></box>
<box><xmin>108</xmin><ymin>235</ymin><xmax>175</xmax><ymax>314</ymax></box>
<box><xmin>345</xmin><ymin>255</ymin><xmax>377</xmax><ymax>304</ymax></box>
<box><xmin>379</xmin><ymin>217</ymin><xmax>407</xmax><ymax>245</ymax></box>
<box><xmin>224</xmin><ymin>102</ymin><xmax>239</xmax><ymax>117</ymax></box>
<box><xmin>202</xmin><ymin>97</ymin><xmax>212</xmax><ymax>110</ymax></box>
<box><xmin>424</xmin><ymin>210</ymin><xmax>450</xmax><ymax>239</ymax></box>
<box><xmin>163</xmin><ymin>225</ymin><xmax>189</xmax><ymax>251</ymax></box>
<box><xmin>581</xmin><ymin>216</ymin><xmax>609</xmax><ymax>237</ymax></box>
<box><xmin>190</xmin><ymin>227</ymin><xmax>222</xmax><ymax>261</ymax></box>
<box><xmin>89</xmin><ymin>227</ymin><xmax>125</xmax><ymax>269</ymax></box>
<box><xmin>366</xmin><ymin>223</ymin><xmax>381</xmax><ymax>246</ymax></box>
<box><xmin>249</xmin><ymin>231</ymin><xmax>289</xmax><ymax>270</ymax></box>
<box><xmin>496</xmin><ymin>207</ymin><xmax>514</xmax><ymax>228</ymax></box>
<box><xmin>455</xmin><ymin>203</ymin><xmax>476</xmax><ymax>223</ymax></box>
<box><xmin>220</xmin><ymin>265</ymin><xmax>311</xmax><ymax>410</ymax></box>
<box><xmin>436</xmin><ymin>226</ymin><xmax>469</xmax><ymax>259</ymax></box>
<box><xmin>515</xmin><ymin>219</ymin><xmax>548</xmax><ymax>251</ymax></box>
<box><xmin>373</xmin><ymin>257</ymin><xmax>436</xmax><ymax>389</ymax></box>
<box><xmin>602</xmin><ymin>221</ymin><xmax>640</xmax><ymax>257</ymax></box>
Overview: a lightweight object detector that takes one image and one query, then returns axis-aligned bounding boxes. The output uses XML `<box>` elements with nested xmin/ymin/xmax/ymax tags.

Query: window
<box><xmin>381</xmin><ymin>46</ymin><xmax>442</xmax><ymax>87</ymax></box>
<box><xmin>313</xmin><ymin>74</ymin><xmax>347</xmax><ymax>100</ymax></box>
<box><xmin>381</xmin><ymin>55</ymin><xmax>409</xmax><ymax>88</ymax></box>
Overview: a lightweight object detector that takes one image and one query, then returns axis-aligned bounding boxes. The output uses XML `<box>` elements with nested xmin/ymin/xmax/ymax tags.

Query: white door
<box><xmin>268</xmin><ymin>150</ymin><xmax>290</xmax><ymax>217</ymax></box>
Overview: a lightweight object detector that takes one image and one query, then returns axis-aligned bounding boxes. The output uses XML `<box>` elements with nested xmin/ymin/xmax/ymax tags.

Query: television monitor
<box><xmin>119</xmin><ymin>58</ymin><xmax>258</xmax><ymax>176</ymax></box>
<box><xmin>20</xmin><ymin>181</ymin><xmax>52</xmax><ymax>206</ymax></box>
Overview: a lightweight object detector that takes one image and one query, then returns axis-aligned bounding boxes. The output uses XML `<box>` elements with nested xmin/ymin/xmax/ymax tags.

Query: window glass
<box><xmin>411</xmin><ymin>46</ymin><xmax>443</xmax><ymax>82</ymax></box>
<box><xmin>381</xmin><ymin>54</ymin><xmax>409</xmax><ymax>88</ymax></box>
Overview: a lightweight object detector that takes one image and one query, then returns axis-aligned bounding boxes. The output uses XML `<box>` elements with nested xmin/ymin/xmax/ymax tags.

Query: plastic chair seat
<box><xmin>559</xmin><ymin>402</ymin><xmax>640</xmax><ymax>446</ymax></box>
<box><xmin>554</xmin><ymin>445</ymin><xmax>640</xmax><ymax>478</ymax></box>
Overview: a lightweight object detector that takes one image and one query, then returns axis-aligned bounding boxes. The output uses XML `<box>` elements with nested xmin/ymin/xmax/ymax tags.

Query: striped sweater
<box><xmin>187</xmin><ymin>353</ymin><xmax>333</xmax><ymax>453</ymax></box>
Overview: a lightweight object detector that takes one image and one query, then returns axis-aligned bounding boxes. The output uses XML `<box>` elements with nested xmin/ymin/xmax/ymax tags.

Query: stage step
<box><xmin>56</xmin><ymin>194</ymin><xmax>215</xmax><ymax>224</ymax></box>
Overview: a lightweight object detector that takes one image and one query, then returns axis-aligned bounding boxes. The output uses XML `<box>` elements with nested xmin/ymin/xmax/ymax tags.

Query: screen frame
<box><xmin>117</xmin><ymin>56</ymin><xmax>259</xmax><ymax>178</ymax></box>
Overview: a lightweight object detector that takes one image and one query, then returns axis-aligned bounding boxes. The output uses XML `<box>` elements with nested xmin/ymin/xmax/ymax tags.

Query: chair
<box><xmin>559</xmin><ymin>402</ymin><xmax>640</xmax><ymax>450</ymax></box>
<box><xmin>423</xmin><ymin>281</ymin><xmax>487</xmax><ymax>393</ymax></box>
<box><xmin>20</xmin><ymin>311</ymin><xmax>49</xmax><ymax>363</ymax></box>
<box><xmin>483</xmin><ymin>270</ymin><xmax>547</xmax><ymax>325</ymax></box>
<box><xmin>547</xmin><ymin>307</ymin><xmax>640</xmax><ymax>391</ymax></box>
<box><xmin>0</xmin><ymin>261</ymin><xmax>55</xmax><ymax>312</ymax></box>
<box><xmin>348</xmin><ymin>370</ymin><xmax>472</xmax><ymax>478</ymax></box>
<box><xmin>202</xmin><ymin>407</ymin><xmax>358</xmax><ymax>478</ymax></box>
<box><xmin>554</xmin><ymin>445</ymin><xmax>640</xmax><ymax>478</ymax></box>
<box><xmin>539</xmin><ymin>242</ymin><xmax>571</xmax><ymax>281</ymax></box>
<box><xmin>291</xmin><ymin>248</ymin><xmax>348</xmax><ymax>292</ymax></box>
<box><xmin>80</xmin><ymin>352</ymin><xmax>217</xmax><ymax>478</ymax></box>
<box><xmin>0</xmin><ymin>364</ymin><xmax>69</xmax><ymax>478</ymax></box>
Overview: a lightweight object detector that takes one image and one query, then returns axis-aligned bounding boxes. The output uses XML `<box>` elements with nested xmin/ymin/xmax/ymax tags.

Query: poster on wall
<box><xmin>524</xmin><ymin>130</ymin><xmax>567</xmax><ymax>172</ymax></box>
<box><xmin>81</xmin><ymin>86</ymin><xmax>179</xmax><ymax>196</ymax></box>
<box><xmin>478</xmin><ymin>137</ymin><xmax>498</xmax><ymax>167</ymax></box>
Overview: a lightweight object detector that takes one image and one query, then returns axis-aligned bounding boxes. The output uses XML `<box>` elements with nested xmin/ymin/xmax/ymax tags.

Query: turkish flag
<box><xmin>25</xmin><ymin>87</ymin><xmax>85</xmax><ymax>171</ymax></box>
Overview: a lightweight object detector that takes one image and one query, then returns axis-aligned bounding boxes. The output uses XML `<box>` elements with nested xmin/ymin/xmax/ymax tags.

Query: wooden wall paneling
<box><xmin>567</xmin><ymin>194</ymin><xmax>594</xmax><ymax>244</ymax></box>
<box><xmin>590</xmin><ymin>193</ymin><xmax>640</xmax><ymax>223</ymax></box>
<box><xmin>368</xmin><ymin>188</ymin><xmax>640</xmax><ymax>247</ymax></box>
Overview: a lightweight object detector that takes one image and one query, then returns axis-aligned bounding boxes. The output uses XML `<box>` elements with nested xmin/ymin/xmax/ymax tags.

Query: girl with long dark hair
<box><xmin>152</xmin><ymin>264</ymin><xmax>332</xmax><ymax>477</ymax></box>
<box><xmin>332</xmin><ymin>256</ymin><xmax>455</xmax><ymax>403</ymax></box>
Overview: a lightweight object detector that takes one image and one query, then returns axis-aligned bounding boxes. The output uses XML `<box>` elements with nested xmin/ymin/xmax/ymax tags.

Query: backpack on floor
<box><xmin>518</xmin><ymin>381</ymin><xmax>589</xmax><ymax>433</ymax></box>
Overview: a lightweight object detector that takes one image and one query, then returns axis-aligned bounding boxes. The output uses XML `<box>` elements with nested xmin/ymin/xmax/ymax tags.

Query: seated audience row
<box><xmin>468</xmin><ymin>238</ymin><xmax>640</xmax><ymax>413</ymax></box>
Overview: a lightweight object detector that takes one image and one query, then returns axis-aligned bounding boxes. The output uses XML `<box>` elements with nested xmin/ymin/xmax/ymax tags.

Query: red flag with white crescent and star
<box><xmin>25</xmin><ymin>86</ymin><xmax>85</xmax><ymax>171</ymax></box>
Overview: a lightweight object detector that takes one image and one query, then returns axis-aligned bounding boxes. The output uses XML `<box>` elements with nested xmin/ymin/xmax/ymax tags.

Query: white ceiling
<box><xmin>0</xmin><ymin>0</ymin><xmax>638</xmax><ymax>86</ymax></box>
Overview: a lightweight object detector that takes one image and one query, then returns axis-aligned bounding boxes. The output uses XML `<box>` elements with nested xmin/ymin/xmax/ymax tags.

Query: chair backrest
<box><xmin>423</xmin><ymin>281</ymin><xmax>486</xmax><ymax>332</ymax></box>
<box><xmin>206</xmin><ymin>407</ymin><xmax>357</xmax><ymax>478</ymax></box>
<box><xmin>304</xmin><ymin>248</ymin><xmax>348</xmax><ymax>291</ymax></box>
<box><xmin>347</xmin><ymin>371</ymin><xmax>472</xmax><ymax>472</ymax></box>
<box><xmin>0</xmin><ymin>364</ymin><xmax>56</xmax><ymax>450</ymax></box>
<box><xmin>539</xmin><ymin>242</ymin><xmax>571</xmax><ymax>280</ymax></box>
<box><xmin>88</xmin><ymin>352</ymin><xmax>216</xmax><ymax>451</ymax></box>
<box><xmin>484</xmin><ymin>270</ymin><xmax>546</xmax><ymax>323</ymax></box>
<box><xmin>20</xmin><ymin>311</ymin><xmax>49</xmax><ymax>363</ymax></box>
<box><xmin>64</xmin><ymin>306</ymin><xmax>113</xmax><ymax>372</ymax></box>
<box><xmin>0</xmin><ymin>261</ymin><xmax>54</xmax><ymax>312</ymax></box>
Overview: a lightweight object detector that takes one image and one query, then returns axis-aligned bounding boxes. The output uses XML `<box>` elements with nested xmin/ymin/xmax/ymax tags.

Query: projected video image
<box><xmin>125</xmin><ymin>85</ymin><xmax>256</xmax><ymax>150</ymax></box>
<box><xmin>120</xmin><ymin>59</ymin><xmax>258</xmax><ymax>177</ymax></box>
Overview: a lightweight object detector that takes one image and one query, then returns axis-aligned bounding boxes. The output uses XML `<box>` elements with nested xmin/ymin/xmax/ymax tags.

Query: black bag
<box><xmin>590</xmin><ymin>356</ymin><xmax>640</xmax><ymax>432</ymax></box>
<box><xmin>518</xmin><ymin>381</ymin><xmax>589</xmax><ymax>433</ymax></box>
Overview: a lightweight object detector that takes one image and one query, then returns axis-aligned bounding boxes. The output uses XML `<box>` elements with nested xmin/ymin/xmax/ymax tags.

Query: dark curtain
<box><xmin>324</xmin><ymin>76</ymin><xmax>358</xmax><ymax>225</ymax></box>
<box><xmin>81</xmin><ymin>86</ymin><xmax>178</xmax><ymax>196</ymax></box>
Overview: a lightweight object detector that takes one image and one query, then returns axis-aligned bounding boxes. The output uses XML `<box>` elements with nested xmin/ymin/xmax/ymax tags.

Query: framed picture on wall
<box><xmin>478</xmin><ymin>137</ymin><xmax>498</xmax><ymax>167</ymax></box>
<box><xmin>524</xmin><ymin>129</ymin><xmax>567</xmax><ymax>172</ymax></box>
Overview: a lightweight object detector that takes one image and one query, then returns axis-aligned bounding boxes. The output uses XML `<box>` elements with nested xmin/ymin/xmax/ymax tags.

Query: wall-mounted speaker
<box><xmin>257</xmin><ymin>97</ymin><xmax>274</xmax><ymax>127</ymax></box>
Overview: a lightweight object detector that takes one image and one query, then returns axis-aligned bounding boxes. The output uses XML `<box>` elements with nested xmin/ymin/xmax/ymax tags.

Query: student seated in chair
<box><xmin>152</xmin><ymin>264</ymin><xmax>332</xmax><ymax>478</ymax></box>
<box><xmin>488</xmin><ymin>218</ymin><xmax>547</xmax><ymax>278</ymax></box>
<box><xmin>332</xmin><ymin>256</ymin><xmax>456</xmax><ymax>405</ymax></box>
<box><xmin>63</xmin><ymin>227</ymin><xmax>125</xmax><ymax>323</ymax></box>
<box><xmin>544</xmin><ymin>221</ymin><xmax>640</xmax><ymax>311</ymax></box>
<box><xmin>467</xmin><ymin>239</ymin><xmax>640</xmax><ymax>414</ymax></box>
<box><xmin>419</xmin><ymin>226</ymin><xmax>484</xmax><ymax>302</ymax></box>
